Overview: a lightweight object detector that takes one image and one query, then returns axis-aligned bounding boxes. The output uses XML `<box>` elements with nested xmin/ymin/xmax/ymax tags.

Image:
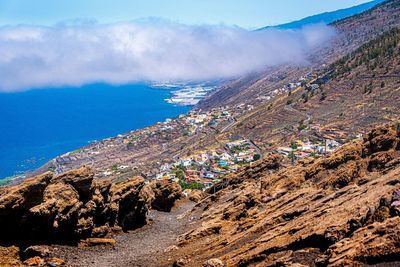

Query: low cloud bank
<box><xmin>0</xmin><ymin>21</ymin><xmax>335</xmax><ymax>92</ymax></box>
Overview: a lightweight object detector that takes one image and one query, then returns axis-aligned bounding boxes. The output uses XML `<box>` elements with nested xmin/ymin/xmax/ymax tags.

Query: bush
<box><xmin>320</xmin><ymin>92</ymin><xmax>327</xmax><ymax>101</ymax></box>
<box><xmin>179</xmin><ymin>180</ymin><xmax>205</xmax><ymax>190</ymax></box>
<box><xmin>253</xmin><ymin>154</ymin><xmax>261</xmax><ymax>161</ymax></box>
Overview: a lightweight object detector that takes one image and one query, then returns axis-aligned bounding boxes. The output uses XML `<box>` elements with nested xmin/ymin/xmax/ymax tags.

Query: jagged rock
<box><xmin>47</xmin><ymin>257</ymin><xmax>65</xmax><ymax>267</ymax></box>
<box><xmin>173</xmin><ymin>258</ymin><xmax>189</xmax><ymax>267</ymax></box>
<box><xmin>164</xmin><ymin>245</ymin><xmax>179</xmax><ymax>253</ymax></box>
<box><xmin>148</xmin><ymin>178</ymin><xmax>182</xmax><ymax>212</ymax></box>
<box><xmin>29</xmin><ymin>182</ymin><xmax>83</xmax><ymax>241</ymax></box>
<box><xmin>50</xmin><ymin>166</ymin><xmax>94</xmax><ymax>202</ymax></box>
<box><xmin>22</xmin><ymin>245</ymin><xmax>50</xmax><ymax>260</ymax></box>
<box><xmin>178</xmin><ymin>222</ymin><xmax>222</xmax><ymax>245</ymax></box>
<box><xmin>24</xmin><ymin>256</ymin><xmax>44</xmax><ymax>266</ymax></box>
<box><xmin>175</xmin><ymin>124</ymin><xmax>400</xmax><ymax>266</ymax></box>
<box><xmin>0</xmin><ymin>167</ymin><xmax>152</xmax><ymax>244</ymax></box>
<box><xmin>203</xmin><ymin>258</ymin><xmax>224</xmax><ymax>267</ymax></box>
<box><xmin>91</xmin><ymin>225</ymin><xmax>110</xmax><ymax>238</ymax></box>
<box><xmin>183</xmin><ymin>189</ymin><xmax>206</xmax><ymax>203</ymax></box>
<box><xmin>79</xmin><ymin>238</ymin><xmax>116</xmax><ymax>247</ymax></box>
<box><xmin>391</xmin><ymin>188</ymin><xmax>400</xmax><ymax>216</ymax></box>
<box><xmin>327</xmin><ymin>217</ymin><xmax>400</xmax><ymax>266</ymax></box>
<box><xmin>0</xmin><ymin>172</ymin><xmax>53</xmax><ymax>242</ymax></box>
<box><xmin>109</xmin><ymin>177</ymin><xmax>148</xmax><ymax>231</ymax></box>
<box><xmin>0</xmin><ymin>246</ymin><xmax>23</xmax><ymax>266</ymax></box>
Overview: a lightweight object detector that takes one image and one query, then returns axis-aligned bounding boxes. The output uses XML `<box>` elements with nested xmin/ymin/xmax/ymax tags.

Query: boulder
<box><xmin>148</xmin><ymin>179</ymin><xmax>182</xmax><ymax>212</ymax></box>
<box><xmin>29</xmin><ymin>182</ymin><xmax>83</xmax><ymax>241</ymax></box>
<box><xmin>79</xmin><ymin>238</ymin><xmax>116</xmax><ymax>247</ymax></box>
<box><xmin>50</xmin><ymin>166</ymin><xmax>94</xmax><ymax>202</ymax></box>
<box><xmin>391</xmin><ymin>188</ymin><xmax>400</xmax><ymax>216</ymax></box>
<box><xmin>203</xmin><ymin>258</ymin><xmax>225</xmax><ymax>267</ymax></box>
<box><xmin>0</xmin><ymin>246</ymin><xmax>23</xmax><ymax>266</ymax></box>
<box><xmin>184</xmin><ymin>189</ymin><xmax>206</xmax><ymax>203</ymax></box>
<box><xmin>47</xmin><ymin>257</ymin><xmax>65</xmax><ymax>267</ymax></box>
<box><xmin>0</xmin><ymin>172</ymin><xmax>53</xmax><ymax>242</ymax></box>
<box><xmin>24</xmin><ymin>256</ymin><xmax>44</xmax><ymax>266</ymax></box>
<box><xmin>109</xmin><ymin>177</ymin><xmax>148</xmax><ymax>231</ymax></box>
<box><xmin>0</xmin><ymin>167</ymin><xmax>152</xmax><ymax>244</ymax></box>
<box><xmin>22</xmin><ymin>245</ymin><xmax>50</xmax><ymax>260</ymax></box>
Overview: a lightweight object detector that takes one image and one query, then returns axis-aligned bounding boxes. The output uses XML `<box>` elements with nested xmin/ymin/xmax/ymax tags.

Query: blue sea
<box><xmin>0</xmin><ymin>83</ymin><xmax>190</xmax><ymax>179</ymax></box>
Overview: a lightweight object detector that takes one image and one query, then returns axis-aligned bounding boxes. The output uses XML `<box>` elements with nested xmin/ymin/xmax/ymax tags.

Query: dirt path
<box><xmin>49</xmin><ymin>200</ymin><xmax>197</xmax><ymax>267</ymax></box>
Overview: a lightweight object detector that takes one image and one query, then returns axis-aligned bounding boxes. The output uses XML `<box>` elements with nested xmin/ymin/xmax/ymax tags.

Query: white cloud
<box><xmin>0</xmin><ymin>21</ymin><xmax>335</xmax><ymax>92</ymax></box>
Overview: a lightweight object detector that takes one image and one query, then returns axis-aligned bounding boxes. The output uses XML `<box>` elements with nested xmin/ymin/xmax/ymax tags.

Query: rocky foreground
<box><xmin>170</xmin><ymin>124</ymin><xmax>400</xmax><ymax>266</ymax></box>
<box><xmin>0</xmin><ymin>167</ymin><xmax>182</xmax><ymax>266</ymax></box>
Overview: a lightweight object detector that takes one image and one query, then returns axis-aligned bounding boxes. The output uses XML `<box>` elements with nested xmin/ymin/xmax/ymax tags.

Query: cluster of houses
<box><xmin>276</xmin><ymin>137</ymin><xmax>341</xmax><ymax>160</ymax></box>
<box><xmin>153</xmin><ymin>139</ymin><xmax>261</xmax><ymax>189</ymax></box>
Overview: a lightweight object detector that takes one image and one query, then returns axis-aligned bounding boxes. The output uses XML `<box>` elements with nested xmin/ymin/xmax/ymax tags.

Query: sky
<box><xmin>0</xmin><ymin>0</ymin><xmax>372</xmax><ymax>91</ymax></box>
<box><xmin>0</xmin><ymin>0</ymin><xmax>373</xmax><ymax>29</ymax></box>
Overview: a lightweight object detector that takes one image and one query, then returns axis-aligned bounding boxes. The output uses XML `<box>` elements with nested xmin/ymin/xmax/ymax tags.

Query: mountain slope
<box><xmin>198</xmin><ymin>0</ymin><xmax>400</xmax><ymax>115</ymax></box>
<box><xmin>260</xmin><ymin>0</ymin><xmax>384</xmax><ymax>30</ymax></box>
<box><xmin>172</xmin><ymin>123</ymin><xmax>400</xmax><ymax>266</ymax></box>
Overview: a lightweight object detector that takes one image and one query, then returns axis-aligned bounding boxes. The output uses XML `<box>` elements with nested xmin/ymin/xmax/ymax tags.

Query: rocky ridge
<box><xmin>171</xmin><ymin>124</ymin><xmax>400</xmax><ymax>266</ymax></box>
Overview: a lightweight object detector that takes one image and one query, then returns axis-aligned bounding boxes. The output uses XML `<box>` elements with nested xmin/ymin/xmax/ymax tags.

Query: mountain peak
<box><xmin>260</xmin><ymin>0</ymin><xmax>385</xmax><ymax>30</ymax></box>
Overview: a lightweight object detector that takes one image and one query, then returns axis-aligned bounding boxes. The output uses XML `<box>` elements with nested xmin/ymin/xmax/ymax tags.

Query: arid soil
<box><xmin>48</xmin><ymin>200</ymin><xmax>197</xmax><ymax>267</ymax></box>
<box><xmin>172</xmin><ymin>124</ymin><xmax>400</xmax><ymax>266</ymax></box>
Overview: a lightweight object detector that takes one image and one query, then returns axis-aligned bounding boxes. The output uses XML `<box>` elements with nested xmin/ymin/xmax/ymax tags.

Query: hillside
<box><xmin>168</xmin><ymin>123</ymin><xmax>400</xmax><ymax>266</ymax></box>
<box><xmin>222</xmin><ymin>26</ymin><xmax>400</xmax><ymax>150</ymax></box>
<box><xmin>199</xmin><ymin>0</ymin><xmax>400</xmax><ymax>109</ymax></box>
<box><xmin>260</xmin><ymin>0</ymin><xmax>384</xmax><ymax>30</ymax></box>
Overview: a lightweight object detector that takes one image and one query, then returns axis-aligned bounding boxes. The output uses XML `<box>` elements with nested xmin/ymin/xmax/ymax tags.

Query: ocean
<box><xmin>0</xmin><ymin>83</ymin><xmax>190</xmax><ymax>179</ymax></box>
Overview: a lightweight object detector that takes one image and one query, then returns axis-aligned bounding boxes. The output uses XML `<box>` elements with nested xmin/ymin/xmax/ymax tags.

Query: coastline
<box><xmin>0</xmin><ymin>83</ymin><xmax>216</xmax><ymax>185</ymax></box>
<box><xmin>152</xmin><ymin>82</ymin><xmax>216</xmax><ymax>106</ymax></box>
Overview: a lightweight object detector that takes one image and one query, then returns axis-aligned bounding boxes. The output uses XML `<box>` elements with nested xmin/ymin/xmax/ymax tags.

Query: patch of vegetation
<box><xmin>111</xmin><ymin>164</ymin><xmax>119</xmax><ymax>171</ymax></box>
<box><xmin>179</xmin><ymin>180</ymin><xmax>205</xmax><ymax>190</ymax></box>
<box><xmin>253</xmin><ymin>154</ymin><xmax>261</xmax><ymax>161</ymax></box>
<box><xmin>70</xmin><ymin>149</ymin><xmax>83</xmax><ymax>155</ymax></box>
<box><xmin>298</xmin><ymin>120</ymin><xmax>307</xmax><ymax>131</ymax></box>
<box><xmin>332</xmin><ymin>28</ymin><xmax>400</xmax><ymax>76</ymax></box>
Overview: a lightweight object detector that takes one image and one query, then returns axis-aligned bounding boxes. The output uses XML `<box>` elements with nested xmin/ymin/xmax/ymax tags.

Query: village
<box><xmin>49</xmin><ymin>68</ymin><xmax>350</xmax><ymax>191</ymax></box>
<box><xmin>153</xmin><ymin>138</ymin><xmax>261</xmax><ymax>190</ymax></box>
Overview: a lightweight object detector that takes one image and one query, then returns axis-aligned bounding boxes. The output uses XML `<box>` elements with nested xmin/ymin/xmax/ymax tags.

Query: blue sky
<box><xmin>0</xmin><ymin>0</ymin><xmax>372</xmax><ymax>29</ymax></box>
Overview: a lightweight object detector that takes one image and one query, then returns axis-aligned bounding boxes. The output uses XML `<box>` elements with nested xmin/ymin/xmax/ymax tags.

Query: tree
<box><xmin>301</xmin><ymin>93</ymin><xmax>308</xmax><ymax>103</ymax></box>
<box><xmin>320</xmin><ymin>91</ymin><xmax>327</xmax><ymax>101</ymax></box>
<box><xmin>253</xmin><ymin>154</ymin><xmax>261</xmax><ymax>161</ymax></box>
<box><xmin>288</xmin><ymin>151</ymin><xmax>296</xmax><ymax>165</ymax></box>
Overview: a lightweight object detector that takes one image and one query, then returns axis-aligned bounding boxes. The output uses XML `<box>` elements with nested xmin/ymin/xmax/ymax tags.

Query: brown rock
<box><xmin>29</xmin><ymin>182</ymin><xmax>82</xmax><ymax>241</ymax></box>
<box><xmin>173</xmin><ymin>258</ymin><xmax>188</xmax><ymax>267</ymax></box>
<box><xmin>0</xmin><ymin>172</ymin><xmax>53</xmax><ymax>242</ymax></box>
<box><xmin>0</xmin><ymin>246</ymin><xmax>23</xmax><ymax>266</ymax></box>
<box><xmin>148</xmin><ymin>179</ymin><xmax>182</xmax><ymax>212</ymax></box>
<box><xmin>178</xmin><ymin>222</ymin><xmax>222</xmax><ymax>245</ymax></box>
<box><xmin>50</xmin><ymin>166</ymin><xmax>94</xmax><ymax>201</ymax></box>
<box><xmin>174</xmin><ymin>124</ymin><xmax>400</xmax><ymax>266</ymax></box>
<box><xmin>186</xmin><ymin>189</ymin><xmax>206</xmax><ymax>203</ymax></box>
<box><xmin>0</xmin><ymin>167</ymin><xmax>152</xmax><ymax>244</ymax></box>
<box><xmin>22</xmin><ymin>245</ymin><xmax>50</xmax><ymax>260</ymax></box>
<box><xmin>79</xmin><ymin>238</ymin><xmax>116</xmax><ymax>247</ymax></box>
<box><xmin>110</xmin><ymin>177</ymin><xmax>148</xmax><ymax>231</ymax></box>
<box><xmin>47</xmin><ymin>257</ymin><xmax>65</xmax><ymax>266</ymax></box>
<box><xmin>203</xmin><ymin>258</ymin><xmax>225</xmax><ymax>267</ymax></box>
<box><xmin>24</xmin><ymin>256</ymin><xmax>44</xmax><ymax>266</ymax></box>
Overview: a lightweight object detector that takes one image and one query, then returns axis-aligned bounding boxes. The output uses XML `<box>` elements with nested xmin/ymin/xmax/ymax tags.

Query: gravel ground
<box><xmin>49</xmin><ymin>200</ymin><xmax>197</xmax><ymax>267</ymax></box>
